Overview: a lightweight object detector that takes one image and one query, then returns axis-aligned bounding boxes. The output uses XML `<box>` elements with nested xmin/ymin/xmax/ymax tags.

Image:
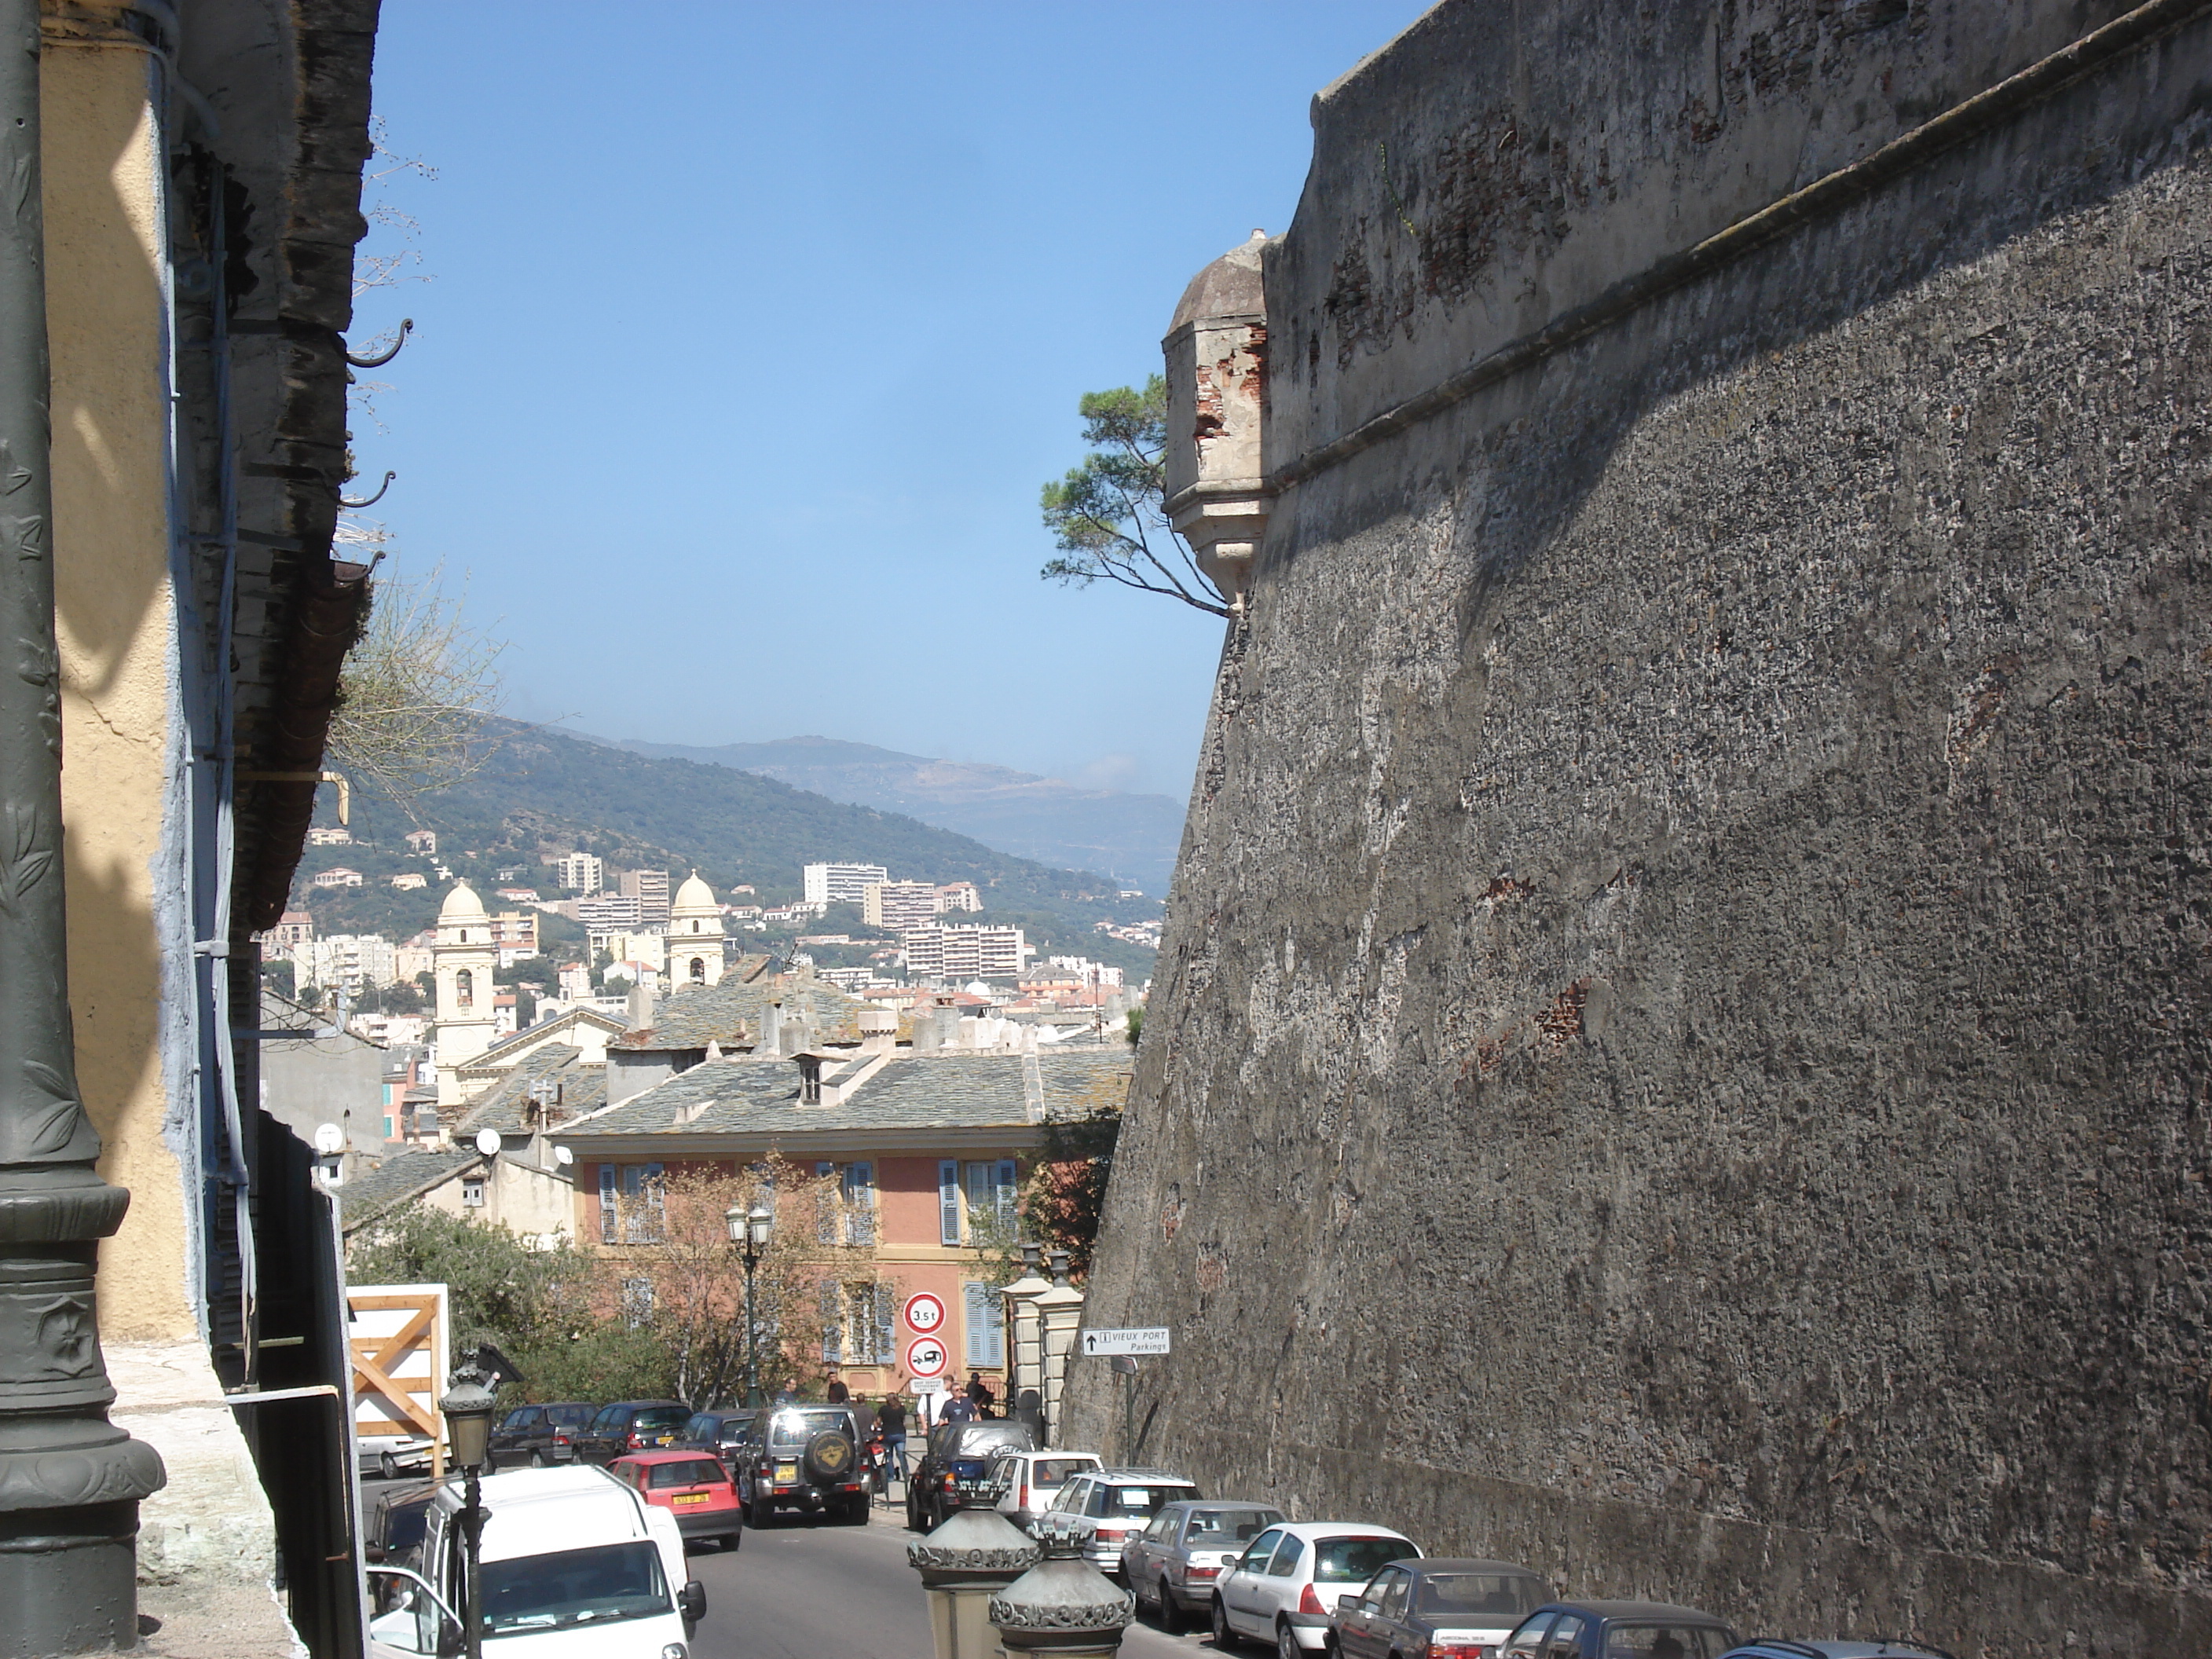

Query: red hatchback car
<box><xmin>610</xmin><ymin>1450</ymin><xmax>744</xmax><ymax>1551</ymax></box>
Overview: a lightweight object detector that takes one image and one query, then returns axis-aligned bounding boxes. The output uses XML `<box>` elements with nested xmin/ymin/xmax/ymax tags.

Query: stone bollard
<box><xmin>907</xmin><ymin>1482</ymin><xmax>1040</xmax><ymax>1659</ymax></box>
<box><xmin>988</xmin><ymin>1525</ymin><xmax>1135</xmax><ymax>1657</ymax></box>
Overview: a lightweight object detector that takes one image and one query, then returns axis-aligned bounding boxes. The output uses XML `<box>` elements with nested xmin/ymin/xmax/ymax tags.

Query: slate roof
<box><xmin>463</xmin><ymin>1006</ymin><xmax>625</xmax><ymax>1073</ymax></box>
<box><xmin>557</xmin><ymin>1047</ymin><xmax>1132</xmax><ymax>1143</ymax></box>
<box><xmin>336</xmin><ymin>1146</ymin><xmax>482</xmax><ymax>1233</ymax></box>
<box><xmin>609</xmin><ymin>969</ymin><xmax>872</xmax><ymax>1052</ymax></box>
<box><xmin>452</xmin><ymin>1045</ymin><xmax>607</xmax><ymax>1137</ymax></box>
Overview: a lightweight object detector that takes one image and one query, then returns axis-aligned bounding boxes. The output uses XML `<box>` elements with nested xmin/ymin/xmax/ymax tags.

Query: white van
<box><xmin>368</xmin><ymin>1465</ymin><xmax>704</xmax><ymax>1659</ymax></box>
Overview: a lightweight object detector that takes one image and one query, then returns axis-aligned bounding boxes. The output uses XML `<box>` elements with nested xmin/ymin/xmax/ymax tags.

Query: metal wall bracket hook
<box><xmin>339</xmin><ymin>471</ymin><xmax>395</xmax><ymax>508</ymax></box>
<box><xmin>345</xmin><ymin>317</ymin><xmax>412</xmax><ymax>368</ymax></box>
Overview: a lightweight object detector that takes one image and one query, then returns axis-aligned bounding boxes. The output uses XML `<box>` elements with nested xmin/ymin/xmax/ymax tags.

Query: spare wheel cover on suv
<box><xmin>804</xmin><ymin>1426</ymin><xmax>856</xmax><ymax>1484</ymax></box>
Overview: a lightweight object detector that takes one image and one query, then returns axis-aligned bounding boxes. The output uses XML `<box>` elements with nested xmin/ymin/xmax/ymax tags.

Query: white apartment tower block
<box><xmin>804</xmin><ymin>862</ymin><xmax>889</xmax><ymax>906</ymax></box>
<box><xmin>556</xmin><ymin>851</ymin><xmax>605</xmax><ymax>894</ymax></box>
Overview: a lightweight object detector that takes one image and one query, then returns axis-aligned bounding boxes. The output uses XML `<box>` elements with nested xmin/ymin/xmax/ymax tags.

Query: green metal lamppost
<box><xmin>727</xmin><ymin>1201</ymin><xmax>774</xmax><ymax>1408</ymax></box>
<box><xmin>440</xmin><ymin>1355</ymin><xmax>499</xmax><ymax>1659</ymax></box>
<box><xmin>0</xmin><ymin>2</ymin><xmax>165</xmax><ymax>1650</ymax></box>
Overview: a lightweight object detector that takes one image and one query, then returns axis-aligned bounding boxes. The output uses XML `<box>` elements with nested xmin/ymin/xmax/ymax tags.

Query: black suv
<box><xmin>674</xmin><ymin>1409</ymin><xmax>756</xmax><ymax>1471</ymax></box>
<box><xmin>485</xmin><ymin>1401</ymin><xmax>597</xmax><ymax>1470</ymax></box>
<box><xmin>569</xmin><ymin>1399</ymin><xmax>690</xmax><ymax>1465</ymax></box>
<box><xmin>905</xmin><ymin>1418</ymin><xmax>1036</xmax><ymax>1533</ymax></box>
<box><xmin>732</xmin><ymin>1404</ymin><xmax>870</xmax><ymax>1525</ymax></box>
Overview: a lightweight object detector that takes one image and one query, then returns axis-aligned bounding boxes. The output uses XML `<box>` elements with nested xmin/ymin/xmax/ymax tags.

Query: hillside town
<box><xmin>4</xmin><ymin>4</ymin><xmax>2207</xmax><ymax>1659</ymax></box>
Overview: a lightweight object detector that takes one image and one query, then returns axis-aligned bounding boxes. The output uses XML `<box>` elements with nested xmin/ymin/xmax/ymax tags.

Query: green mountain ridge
<box><xmin>307</xmin><ymin>722</ymin><xmax>1157</xmax><ymax>932</ymax></box>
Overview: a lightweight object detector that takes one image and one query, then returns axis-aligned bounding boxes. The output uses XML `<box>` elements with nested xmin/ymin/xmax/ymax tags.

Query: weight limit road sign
<box><xmin>1079</xmin><ymin>1327</ymin><xmax>1170</xmax><ymax>1357</ymax></box>
<box><xmin>905</xmin><ymin>1335</ymin><xmax>950</xmax><ymax>1378</ymax></box>
<box><xmin>903</xmin><ymin>1291</ymin><xmax>946</xmax><ymax>1334</ymax></box>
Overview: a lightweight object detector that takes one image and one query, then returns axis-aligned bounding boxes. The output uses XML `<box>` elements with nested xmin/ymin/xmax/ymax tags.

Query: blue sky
<box><xmin>353</xmin><ymin>2</ymin><xmax>1433</xmax><ymax>801</ymax></box>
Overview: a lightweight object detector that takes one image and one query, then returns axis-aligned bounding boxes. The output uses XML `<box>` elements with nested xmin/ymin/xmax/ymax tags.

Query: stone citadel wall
<box><xmin>1067</xmin><ymin>2</ymin><xmax>2212</xmax><ymax>1650</ymax></box>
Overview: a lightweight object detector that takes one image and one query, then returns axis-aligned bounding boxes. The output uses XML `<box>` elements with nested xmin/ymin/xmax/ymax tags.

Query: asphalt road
<box><xmin>360</xmin><ymin>1474</ymin><xmax>1221</xmax><ymax>1658</ymax></box>
<box><xmin>683</xmin><ymin>1497</ymin><xmax>1221</xmax><ymax>1659</ymax></box>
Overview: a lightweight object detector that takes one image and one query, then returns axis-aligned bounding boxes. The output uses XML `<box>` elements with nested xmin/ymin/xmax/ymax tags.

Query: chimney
<box><xmin>626</xmin><ymin>981</ymin><xmax>656</xmax><ymax>1031</ymax></box>
<box><xmin>763</xmin><ymin>998</ymin><xmax>784</xmax><ymax>1054</ymax></box>
<box><xmin>858</xmin><ymin>1005</ymin><xmax>896</xmax><ymax>1054</ymax></box>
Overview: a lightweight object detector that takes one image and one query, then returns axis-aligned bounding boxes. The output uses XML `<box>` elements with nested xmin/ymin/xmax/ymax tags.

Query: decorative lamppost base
<box><xmin>0</xmin><ymin>1500</ymin><xmax>144</xmax><ymax>1657</ymax></box>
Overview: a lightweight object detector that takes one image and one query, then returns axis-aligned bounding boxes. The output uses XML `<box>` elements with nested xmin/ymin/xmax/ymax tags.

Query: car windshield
<box><xmin>1602</xmin><ymin>1625</ymin><xmax>1734</xmax><ymax>1659</ymax></box>
<box><xmin>478</xmin><ymin>1541</ymin><xmax>669</xmax><ymax>1635</ymax></box>
<box><xmin>647</xmin><ymin>1459</ymin><xmax>727</xmax><ymax>1489</ymax></box>
<box><xmin>1031</xmin><ymin>1459</ymin><xmax>1095</xmax><ymax>1486</ymax></box>
<box><xmin>1418</xmin><ymin>1573</ymin><xmax>1550</xmax><ymax>1617</ymax></box>
<box><xmin>946</xmin><ymin>1423</ymin><xmax>1034</xmax><ymax>1456</ymax></box>
<box><xmin>631</xmin><ymin>1408</ymin><xmax>688</xmax><ymax>1431</ymax></box>
<box><xmin>1314</xmin><ymin>1537</ymin><xmax>1412</xmax><ymax>1583</ymax></box>
<box><xmin>1183</xmin><ymin>1508</ymin><xmax>1280</xmax><ymax>1544</ymax></box>
<box><xmin>546</xmin><ymin>1406</ymin><xmax>594</xmax><ymax>1427</ymax></box>
<box><xmin>765</xmin><ymin>1409</ymin><xmax>848</xmax><ymax>1447</ymax></box>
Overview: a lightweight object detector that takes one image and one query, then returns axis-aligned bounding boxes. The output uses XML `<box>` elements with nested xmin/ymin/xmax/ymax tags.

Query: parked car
<box><xmin>367</xmin><ymin>1464</ymin><xmax>704</xmax><ymax>1659</ymax></box>
<box><xmin>569</xmin><ymin>1400</ymin><xmax>691</xmax><ymax>1465</ymax></box>
<box><xmin>732</xmin><ymin>1403</ymin><xmax>871</xmax><ymax>1525</ymax></box>
<box><xmin>905</xmin><ymin>1418</ymin><xmax>1037</xmax><ymax>1533</ymax></box>
<box><xmin>362</xmin><ymin>1480</ymin><xmax>441</xmax><ymax>1572</ymax></box>
<box><xmin>673</xmin><ymin>1409</ymin><xmax>757</xmax><ymax>1471</ymax></box>
<box><xmin>1211</xmin><ymin>1521</ymin><xmax>1419</xmax><ymax>1654</ymax></box>
<box><xmin>1121</xmin><ymin>1500</ymin><xmax>1283</xmax><ymax>1631</ymax></box>
<box><xmin>609</xmin><ymin>1449</ymin><xmax>744</xmax><ymax>1551</ymax></box>
<box><xmin>1719</xmin><ymin>1646</ymin><xmax>1953</xmax><ymax>1659</ymax></box>
<box><xmin>1334</xmin><ymin>1558</ymin><xmax>1553</xmax><ymax>1658</ymax></box>
<box><xmin>358</xmin><ymin>1433</ymin><xmax>437</xmax><ymax>1481</ymax></box>
<box><xmin>1501</xmin><ymin>1601</ymin><xmax>1740</xmax><ymax>1659</ymax></box>
<box><xmin>486</xmin><ymin>1401</ymin><xmax>597</xmax><ymax>1470</ymax></box>
<box><xmin>987</xmin><ymin>1448</ymin><xmax>1103</xmax><ymax>1533</ymax></box>
<box><xmin>1037</xmin><ymin>1468</ymin><xmax>1203</xmax><ymax>1579</ymax></box>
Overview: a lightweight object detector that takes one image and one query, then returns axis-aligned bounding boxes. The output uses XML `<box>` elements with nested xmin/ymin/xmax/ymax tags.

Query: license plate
<box><xmin>672</xmin><ymin>1493</ymin><xmax>709</xmax><ymax>1507</ymax></box>
<box><xmin>775</xmin><ymin>1463</ymin><xmax>797</xmax><ymax>1481</ymax></box>
<box><xmin>656</xmin><ymin>1435</ymin><xmax>673</xmax><ymax>1445</ymax></box>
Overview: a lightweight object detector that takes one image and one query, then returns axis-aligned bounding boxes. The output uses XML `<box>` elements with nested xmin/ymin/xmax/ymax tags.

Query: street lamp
<box><xmin>439</xmin><ymin>1353</ymin><xmax>500</xmax><ymax>1659</ymax></box>
<box><xmin>727</xmin><ymin>1201</ymin><xmax>775</xmax><ymax>1407</ymax></box>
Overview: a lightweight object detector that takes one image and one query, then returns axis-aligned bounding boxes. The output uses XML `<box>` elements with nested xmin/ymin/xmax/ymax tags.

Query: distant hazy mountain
<box><xmin>580</xmin><ymin>733</ymin><xmax>1185</xmax><ymax>895</ymax></box>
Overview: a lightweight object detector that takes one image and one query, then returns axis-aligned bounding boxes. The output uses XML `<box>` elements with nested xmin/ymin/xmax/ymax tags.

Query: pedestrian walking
<box><xmin>940</xmin><ymin>1390</ymin><xmax>977</xmax><ymax>1424</ymax></box>
<box><xmin>965</xmin><ymin>1370</ymin><xmax>996</xmax><ymax>1416</ymax></box>
<box><xmin>876</xmin><ymin>1392</ymin><xmax>908</xmax><ymax>1500</ymax></box>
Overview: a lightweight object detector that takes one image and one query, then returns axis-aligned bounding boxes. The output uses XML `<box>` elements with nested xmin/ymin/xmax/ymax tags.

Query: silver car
<box><xmin>1120</xmin><ymin>1499</ymin><xmax>1284</xmax><ymax>1631</ymax></box>
<box><xmin>1036</xmin><ymin>1467</ymin><xmax>1202</xmax><ymax>1579</ymax></box>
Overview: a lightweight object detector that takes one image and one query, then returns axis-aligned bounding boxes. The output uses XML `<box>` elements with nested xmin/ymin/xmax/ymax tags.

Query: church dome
<box><xmin>438</xmin><ymin>881</ymin><xmax>489</xmax><ymax>925</ymax></box>
<box><xmin>1168</xmin><ymin>229</ymin><xmax>1268</xmax><ymax>335</ymax></box>
<box><xmin>672</xmin><ymin>870</ymin><xmax>718</xmax><ymax>916</ymax></box>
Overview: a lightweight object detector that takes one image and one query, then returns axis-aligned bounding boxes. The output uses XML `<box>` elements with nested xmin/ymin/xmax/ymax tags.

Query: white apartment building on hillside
<box><xmin>289</xmin><ymin>933</ymin><xmax>398</xmax><ymax>997</ymax></box>
<box><xmin>555</xmin><ymin>851</ymin><xmax>605</xmax><ymax>894</ymax></box>
<box><xmin>620</xmin><ymin>867</ymin><xmax>671</xmax><ymax>925</ymax></box>
<box><xmin>903</xmin><ymin>923</ymin><xmax>1029</xmax><ymax>980</ymax></box>
<box><xmin>804</xmin><ymin>861</ymin><xmax>889</xmax><ymax>906</ymax></box>
<box><xmin>862</xmin><ymin>880</ymin><xmax>939</xmax><ymax>931</ymax></box>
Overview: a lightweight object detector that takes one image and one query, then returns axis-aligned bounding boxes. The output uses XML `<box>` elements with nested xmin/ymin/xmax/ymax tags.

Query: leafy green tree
<box><xmin>1020</xmin><ymin>1075</ymin><xmax>1126</xmax><ymax>1280</ymax></box>
<box><xmin>346</xmin><ymin>1207</ymin><xmax>671</xmax><ymax>1401</ymax></box>
<box><xmin>1040</xmin><ymin>377</ymin><xmax>1228</xmax><ymax>617</ymax></box>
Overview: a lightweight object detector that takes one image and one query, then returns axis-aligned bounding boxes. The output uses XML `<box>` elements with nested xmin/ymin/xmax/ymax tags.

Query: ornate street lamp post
<box><xmin>727</xmin><ymin>1201</ymin><xmax>774</xmax><ymax>1408</ymax></box>
<box><xmin>0</xmin><ymin>3</ymin><xmax>164</xmax><ymax>1651</ymax></box>
<box><xmin>439</xmin><ymin>1355</ymin><xmax>499</xmax><ymax>1659</ymax></box>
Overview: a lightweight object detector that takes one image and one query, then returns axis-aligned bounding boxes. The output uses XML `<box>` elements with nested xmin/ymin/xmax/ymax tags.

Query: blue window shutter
<box><xmin>963</xmin><ymin>1282</ymin><xmax>987</xmax><ymax>1367</ymax></box>
<box><xmin>820</xmin><ymin>1279</ymin><xmax>842</xmax><ymax>1363</ymax></box>
<box><xmin>817</xmin><ymin>1162</ymin><xmax>837</xmax><ymax>1243</ymax></box>
<box><xmin>939</xmin><ymin>1160</ymin><xmax>961</xmax><ymax>1245</ymax></box>
<box><xmin>995</xmin><ymin>1159</ymin><xmax>1018</xmax><ymax>1229</ymax></box>
<box><xmin>598</xmin><ymin>1165</ymin><xmax>616</xmax><ymax>1243</ymax></box>
<box><xmin>845</xmin><ymin>1162</ymin><xmax>876</xmax><ymax>1245</ymax></box>
<box><xmin>873</xmin><ymin>1282</ymin><xmax>895</xmax><ymax>1363</ymax></box>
